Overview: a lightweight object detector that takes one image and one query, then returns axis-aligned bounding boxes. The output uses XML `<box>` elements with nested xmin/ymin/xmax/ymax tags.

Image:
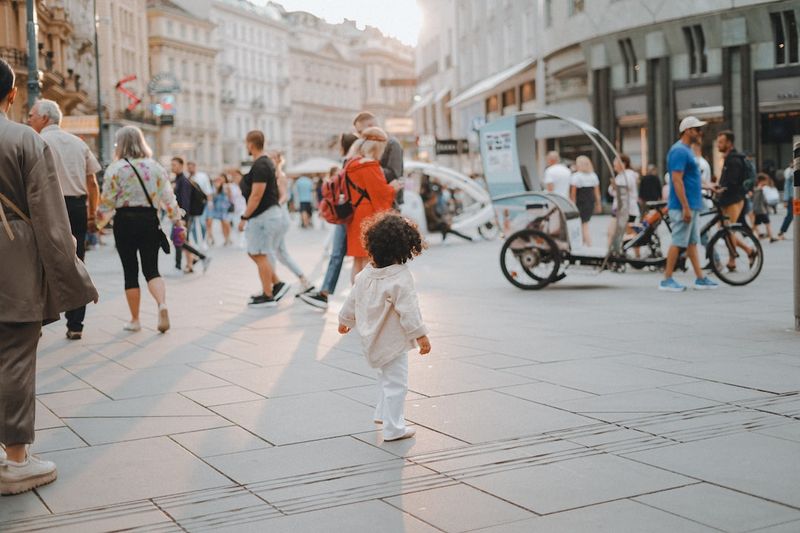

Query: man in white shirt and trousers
<box><xmin>543</xmin><ymin>151</ymin><xmax>572</xmax><ymax>198</ymax></box>
<box><xmin>28</xmin><ymin>99</ymin><xmax>101</xmax><ymax>340</ymax></box>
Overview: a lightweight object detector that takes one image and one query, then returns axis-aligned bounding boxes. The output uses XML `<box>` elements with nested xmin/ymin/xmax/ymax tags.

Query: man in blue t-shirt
<box><xmin>294</xmin><ymin>175</ymin><xmax>314</xmax><ymax>228</ymax></box>
<box><xmin>660</xmin><ymin>116</ymin><xmax>719</xmax><ymax>292</ymax></box>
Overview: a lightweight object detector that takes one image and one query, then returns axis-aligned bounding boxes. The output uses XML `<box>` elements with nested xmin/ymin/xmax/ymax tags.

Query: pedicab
<box><xmin>400</xmin><ymin>160</ymin><xmax>496</xmax><ymax>238</ymax></box>
<box><xmin>479</xmin><ymin>112</ymin><xmax>666</xmax><ymax>290</ymax></box>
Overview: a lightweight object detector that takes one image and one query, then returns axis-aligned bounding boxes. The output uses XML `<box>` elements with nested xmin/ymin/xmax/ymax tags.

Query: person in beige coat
<box><xmin>338</xmin><ymin>212</ymin><xmax>430</xmax><ymax>442</ymax></box>
<box><xmin>0</xmin><ymin>59</ymin><xmax>98</xmax><ymax>496</ymax></box>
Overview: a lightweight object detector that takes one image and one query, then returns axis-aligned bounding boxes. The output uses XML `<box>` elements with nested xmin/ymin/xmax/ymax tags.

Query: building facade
<box><xmin>282</xmin><ymin>11</ymin><xmax>362</xmax><ymax>165</ymax></box>
<box><xmin>147</xmin><ymin>0</ymin><xmax>221</xmax><ymax>169</ymax></box>
<box><xmin>353</xmin><ymin>26</ymin><xmax>415</xmax><ymax>145</ymax></box>
<box><xmin>210</xmin><ymin>0</ymin><xmax>291</xmax><ymax>167</ymax></box>
<box><xmin>415</xmin><ymin>0</ymin><xmax>797</xmax><ymax>188</ymax></box>
<box><xmin>0</xmin><ymin>0</ymin><xmax>89</xmax><ymax>123</ymax></box>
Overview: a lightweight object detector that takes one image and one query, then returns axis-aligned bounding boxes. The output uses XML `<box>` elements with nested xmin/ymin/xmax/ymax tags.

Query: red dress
<box><xmin>345</xmin><ymin>157</ymin><xmax>396</xmax><ymax>257</ymax></box>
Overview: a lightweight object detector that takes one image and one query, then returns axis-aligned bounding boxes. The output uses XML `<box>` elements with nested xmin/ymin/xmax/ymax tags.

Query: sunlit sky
<box><xmin>258</xmin><ymin>0</ymin><xmax>422</xmax><ymax>46</ymax></box>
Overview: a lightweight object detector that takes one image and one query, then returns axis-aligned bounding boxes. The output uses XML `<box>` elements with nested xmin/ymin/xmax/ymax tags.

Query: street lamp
<box><xmin>93</xmin><ymin>0</ymin><xmax>105</xmax><ymax>167</ymax></box>
<box><xmin>26</xmin><ymin>0</ymin><xmax>40</xmax><ymax>109</ymax></box>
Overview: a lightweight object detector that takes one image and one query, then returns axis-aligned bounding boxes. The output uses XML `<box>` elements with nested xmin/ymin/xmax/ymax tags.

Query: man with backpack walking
<box><xmin>172</xmin><ymin>157</ymin><xmax>211</xmax><ymax>274</ymax></box>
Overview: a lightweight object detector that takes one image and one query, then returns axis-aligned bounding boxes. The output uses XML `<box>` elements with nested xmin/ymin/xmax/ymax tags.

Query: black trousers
<box><xmin>65</xmin><ymin>196</ymin><xmax>87</xmax><ymax>332</ymax></box>
<box><xmin>114</xmin><ymin>207</ymin><xmax>162</xmax><ymax>289</ymax></box>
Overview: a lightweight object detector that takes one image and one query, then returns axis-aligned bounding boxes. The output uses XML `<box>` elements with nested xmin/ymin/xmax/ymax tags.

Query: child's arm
<box><xmin>338</xmin><ymin>288</ymin><xmax>357</xmax><ymax>334</ymax></box>
<box><xmin>393</xmin><ymin>274</ymin><xmax>430</xmax><ymax>353</ymax></box>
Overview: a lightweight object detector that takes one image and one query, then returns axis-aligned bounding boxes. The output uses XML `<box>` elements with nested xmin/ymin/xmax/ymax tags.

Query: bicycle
<box><xmin>638</xmin><ymin>190</ymin><xmax>763</xmax><ymax>286</ymax></box>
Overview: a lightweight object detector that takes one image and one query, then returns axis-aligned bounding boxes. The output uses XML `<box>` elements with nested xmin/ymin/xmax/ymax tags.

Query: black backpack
<box><xmin>188</xmin><ymin>179</ymin><xmax>208</xmax><ymax>216</ymax></box>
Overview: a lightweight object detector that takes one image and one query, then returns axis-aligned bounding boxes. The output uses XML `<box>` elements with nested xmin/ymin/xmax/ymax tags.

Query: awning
<box><xmin>286</xmin><ymin>157</ymin><xmax>341</xmax><ymax>175</ymax></box>
<box><xmin>408</xmin><ymin>92</ymin><xmax>434</xmax><ymax>115</ymax></box>
<box><xmin>448</xmin><ymin>57</ymin><xmax>536</xmax><ymax>109</ymax></box>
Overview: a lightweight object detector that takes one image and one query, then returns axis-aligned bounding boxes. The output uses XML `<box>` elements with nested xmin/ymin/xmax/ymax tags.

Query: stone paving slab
<box><xmin>3</xmin><ymin>222</ymin><xmax>799</xmax><ymax>532</ymax></box>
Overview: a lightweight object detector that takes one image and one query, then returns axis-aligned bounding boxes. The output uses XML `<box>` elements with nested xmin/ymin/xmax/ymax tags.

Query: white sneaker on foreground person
<box><xmin>0</xmin><ymin>449</ymin><xmax>57</xmax><ymax>495</ymax></box>
<box><xmin>383</xmin><ymin>427</ymin><xmax>416</xmax><ymax>442</ymax></box>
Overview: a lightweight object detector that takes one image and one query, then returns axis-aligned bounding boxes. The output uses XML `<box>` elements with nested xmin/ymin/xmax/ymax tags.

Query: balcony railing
<box><xmin>0</xmin><ymin>48</ymin><xmax>28</xmax><ymax>69</ymax></box>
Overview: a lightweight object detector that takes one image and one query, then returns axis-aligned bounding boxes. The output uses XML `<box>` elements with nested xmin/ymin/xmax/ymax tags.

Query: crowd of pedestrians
<box><xmin>0</xmin><ymin>57</ymin><xmax>433</xmax><ymax>495</ymax></box>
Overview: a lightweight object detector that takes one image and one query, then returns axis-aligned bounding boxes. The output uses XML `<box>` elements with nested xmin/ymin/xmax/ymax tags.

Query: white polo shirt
<box><xmin>40</xmin><ymin>124</ymin><xmax>101</xmax><ymax>197</ymax></box>
<box><xmin>543</xmin><ymin>163</ymin><xmax>573</xmax><ymax>198</ymax></box>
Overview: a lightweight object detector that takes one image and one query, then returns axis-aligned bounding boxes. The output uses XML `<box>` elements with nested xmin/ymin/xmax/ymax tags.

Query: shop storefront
<box><xmin>675</xmin><ymin>81</ymin><xmax>724</xmax><ymax>177</ymax></box>
<box><xmin>756</xmin><ymin>67</ymin><xmax>800</xmax><ymax>178</ymax></box>
<box><xmin>614</xmin><ymin>91</ymin><xmax>647</xmax><ymax>170</ymax></box>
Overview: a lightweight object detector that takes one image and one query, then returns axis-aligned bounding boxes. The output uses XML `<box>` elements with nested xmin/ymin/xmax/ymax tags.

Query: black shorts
<box><xmin>299</xmin><ymin>202</ymin><xmax>313</xmax><ymax>215</ymax></box>
<box><xmin>754</xmin><ymin>213</ymin><xmax>770</xmax><ymax>225</ymax></box>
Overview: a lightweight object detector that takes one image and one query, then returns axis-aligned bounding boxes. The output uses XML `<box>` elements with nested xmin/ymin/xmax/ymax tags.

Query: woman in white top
<box><xmin>608</xmin><ymin>154</ymin><xmax>640</xmax><ymax>247</ymax></box>
<box><xmin>569</xmin><ymin>155</ymin><xmax>601</xmax><ymax>247</ymax></box>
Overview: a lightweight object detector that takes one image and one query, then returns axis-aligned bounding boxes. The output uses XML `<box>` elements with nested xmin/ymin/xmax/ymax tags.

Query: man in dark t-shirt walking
<box><xmin>237</xmin><ymin>130</ymin><xmax>289</xmax><ymax>307</ymax></box>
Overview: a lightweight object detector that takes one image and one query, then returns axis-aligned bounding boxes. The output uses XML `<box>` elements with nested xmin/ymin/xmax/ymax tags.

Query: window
<box><xmin>683</xmin><ymin>24</ymin><xmax>708</xmax><ymax>75</ymax></box>
<box><xmin>771</xmin><ymin>10</ymin><xmax>799</xmax><ymax>65</ymax></box>
<box><xmin>520</xmin><ymin>81</ymin><xmax>535</xmax><ymax>103</ymax></box>
<box><xmin>569</xmin><ymin>0</ymin><xmax>584</xmax><ymax>16</ymax></box>
<box><xmin>485</xmin><ymin>95</ymin><xmax>500</xmax><ymax>114</ymax></box>
<box><xmin>502</xmin><ymin>88</ymin><xmax>516</xmax><ymax>109</ymax></box>
<box><xmin>618</xmin><ymin>38</ymin><xmax>639</xmax><ymax>84</ymax></box>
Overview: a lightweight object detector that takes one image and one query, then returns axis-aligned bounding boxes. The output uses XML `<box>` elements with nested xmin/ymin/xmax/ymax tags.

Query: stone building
<box><xmin>210</xmin><ymin>0</ymin><xmax>291</xmax><ymax>167</ymax></box>
<box><xmin>281</xmin><ymin>10</ymin><xmax>362</xmax><ymax>165</ymax></box>
<box><xmin>0</xmin><ymin>0</ymin><xmax>89</xmax><ymax>123</ymax></box>
<box><xmin>147</xmin><ymin>0</ymin><xmax>221</xmax><ymax>169</ymax></box>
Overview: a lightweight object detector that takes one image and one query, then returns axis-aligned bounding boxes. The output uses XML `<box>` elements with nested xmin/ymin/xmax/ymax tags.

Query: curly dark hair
<box><xmin>361</xmin><ymin>212</ymin><xmax>426</xmax><ymax>268</ymax></box>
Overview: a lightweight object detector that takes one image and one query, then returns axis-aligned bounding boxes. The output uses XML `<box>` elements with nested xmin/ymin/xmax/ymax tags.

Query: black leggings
<box><xmin>113</xmin><ymin>208</ymin><xmax>162</xmax><ymax>289</ymax></box>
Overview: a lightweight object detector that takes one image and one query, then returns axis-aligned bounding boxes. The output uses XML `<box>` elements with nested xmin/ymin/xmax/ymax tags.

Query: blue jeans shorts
<box><xmin>669</xmin><ymin>209</ymin><xmax>701</xmax><ymax>248</ymax></box>
<box><xmin>245</xmin><ymin>206</ymin><xmax>283</xmax><ymax>256</ymax></box>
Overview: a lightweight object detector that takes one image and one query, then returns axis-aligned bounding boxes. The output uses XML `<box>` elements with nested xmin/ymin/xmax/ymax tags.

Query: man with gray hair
<box><xmin>28</xmin><ymin>99</ymin><xmax>102</xmax><ymax>340</ymax></box>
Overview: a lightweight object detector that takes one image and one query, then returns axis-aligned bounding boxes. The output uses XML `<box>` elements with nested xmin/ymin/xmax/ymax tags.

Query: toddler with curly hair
<box><xmin>338</xmin><ymin>212</ymin><xmax>431</xmax><ymax>441</ymax></box>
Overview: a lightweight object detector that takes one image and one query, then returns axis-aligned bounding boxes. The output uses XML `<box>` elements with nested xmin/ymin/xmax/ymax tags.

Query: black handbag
<box><xmin>124</xmin><ymin>158</ymin><xmax>171</xmax><ymax>254</ymax></box>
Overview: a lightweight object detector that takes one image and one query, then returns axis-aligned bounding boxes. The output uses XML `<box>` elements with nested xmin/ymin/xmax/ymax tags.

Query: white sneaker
<box><xmin>0</xmin><ymin>452</ymin><xmax>58</xmax><ymax>495</ymax></box>
<box><xmin>383</xmin><ymin>427</ymin><xmax>416</xmax><ymax>442</ymax></box>
<box><xmin>123</xmin><ymin>321</ymin><xmax>142</xmax><ymax>332</ymax></box>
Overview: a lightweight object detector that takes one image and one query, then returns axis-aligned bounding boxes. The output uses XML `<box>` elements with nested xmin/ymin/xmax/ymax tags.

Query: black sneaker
<box><xmin>273</xmin><ymin>281</ymin><xmax>291</xmax><ymax>301</ymax></box>
<box><xmin>295</xmin><ymin>285</ymin><xmax>316</xmax><ymax>298</ymax></box>
<box><xmin>248</xmin><ymin>293</ymin><xmax>277</xmax><ymax>308</ymax></box>
<box><xmin>299</xmin><ymin>291</ymin><xmax>328</xmax><ymax>310</ymax></box>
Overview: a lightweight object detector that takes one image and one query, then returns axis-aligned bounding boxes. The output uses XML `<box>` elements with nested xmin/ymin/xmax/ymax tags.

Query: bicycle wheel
<box><xmin>500</xmin><ymin>229</ymin><xmax>561</xmax><ymax>290</ymax></box>
<box><xmin>707</xmin><ymin>224</ymin><xmax>763</xmax><ymax>286</ymax></box>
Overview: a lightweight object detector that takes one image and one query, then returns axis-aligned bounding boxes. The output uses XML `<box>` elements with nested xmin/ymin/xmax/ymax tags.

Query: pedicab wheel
<box><xmin>500</xmin><ymin>229</ymin><xmax>561</xmax><ymax>290</ymax></box>
<box><xmin>707</xmin><ymin>224</ymin><xmax>763</xmax><ymax>286</ymax></box>
<box><xmin>478</xmin><ymin>221</ymin><xmax>500</xmax><ymax>241</ymax></box>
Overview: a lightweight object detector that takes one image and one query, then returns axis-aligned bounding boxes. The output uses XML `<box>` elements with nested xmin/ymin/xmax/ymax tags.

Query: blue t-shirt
<box><xmin>294</xmin><ymin>176</ymin><xmax>313</xmax><ymax>203</ymax></box>
<box><xmin>667</xmin><ymin>141</ymin><xmax>704</xmax><ymax>211</ymax></box>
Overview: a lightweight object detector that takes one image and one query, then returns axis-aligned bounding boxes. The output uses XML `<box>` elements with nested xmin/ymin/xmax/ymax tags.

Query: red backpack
<box><xmin>318</xmin><ymin>159</ymin><xmax>371</xmax><ymax>224</ymax></box>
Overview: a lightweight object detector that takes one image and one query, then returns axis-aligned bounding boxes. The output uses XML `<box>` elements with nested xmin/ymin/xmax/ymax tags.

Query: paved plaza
<box><xmin>2</xmin><ymin>219</ymin><xmax>800</xmax><ymax>532</ymax></box>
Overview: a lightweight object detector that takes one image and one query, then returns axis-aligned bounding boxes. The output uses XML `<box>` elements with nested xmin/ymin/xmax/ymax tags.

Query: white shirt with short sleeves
<box><xmin>571</xmin><ymin>171</ymin><xmax>600</xmax><ymax>188</ymax></box>
<box><xmin>543</xmin><ymin>163</ymin><xmax>572</xmax><ymax>198</ymax></box>
<box><xmin>40</xmin><ymin>124</ymin><xmax>101</xmax><ymax>197</ymax></box>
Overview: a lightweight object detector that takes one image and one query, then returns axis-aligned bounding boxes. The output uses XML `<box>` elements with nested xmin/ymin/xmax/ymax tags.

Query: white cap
<box><xmin>679</xmin><ymin>116</ymin><xmax>707</xmax><ymax>133</ymax></box>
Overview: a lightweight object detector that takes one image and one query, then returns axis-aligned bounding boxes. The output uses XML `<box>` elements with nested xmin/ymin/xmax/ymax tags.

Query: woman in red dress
<box><xmin>344</xmin><ymin>127</ymin><xmax>397</xmax><ymax>279</ymax></box>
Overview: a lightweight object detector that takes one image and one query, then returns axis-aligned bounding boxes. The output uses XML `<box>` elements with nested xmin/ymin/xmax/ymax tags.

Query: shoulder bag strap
<box><xmin>0</xmin><ymin>191</ymin><xmax>31</xmax><ymax>241</ymax></box>
<box><xmin>124</xmin><ymin>158</ymin><xmax>157</xmax><ymax>210</ymax></box>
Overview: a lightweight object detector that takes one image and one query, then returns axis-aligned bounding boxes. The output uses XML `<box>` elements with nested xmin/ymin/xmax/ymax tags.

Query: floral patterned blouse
<box><xmin>98</xmin><ymin>158</ymin><xmax>182</xmax><ymax>227</ymax></box>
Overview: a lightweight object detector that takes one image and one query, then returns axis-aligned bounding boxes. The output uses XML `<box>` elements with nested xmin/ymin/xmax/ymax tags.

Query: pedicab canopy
<box><xmin>478</xmin><ymin>112</ymin><xmax>629</xmax><ymax>254</ymax></box>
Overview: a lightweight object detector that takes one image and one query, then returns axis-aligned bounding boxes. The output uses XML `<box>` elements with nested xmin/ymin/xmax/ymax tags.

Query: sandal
<box><xmin>747</xmin><ymin>250</ymin><xmax>758</xmax><ymax>267</ymax></box>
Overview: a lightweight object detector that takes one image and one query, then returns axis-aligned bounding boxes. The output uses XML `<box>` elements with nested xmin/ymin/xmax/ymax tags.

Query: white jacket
<box><xmin>339</xmin><ymin>263</ymin><xmax>428</xmax><ymax>368</ymax></box>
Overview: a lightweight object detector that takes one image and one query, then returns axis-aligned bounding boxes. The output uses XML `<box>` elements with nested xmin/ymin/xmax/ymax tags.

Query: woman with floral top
<box><xmin>97</xmin><ymin>126</ymin><xmax>184</xmax><ymax>333</ymax></box>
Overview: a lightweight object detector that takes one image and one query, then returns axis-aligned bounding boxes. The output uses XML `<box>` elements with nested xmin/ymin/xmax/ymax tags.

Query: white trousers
<box><xmin>374</xmin><ymin>352</ymin><xmax>409</xmax><ymax>440</ymax></box>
